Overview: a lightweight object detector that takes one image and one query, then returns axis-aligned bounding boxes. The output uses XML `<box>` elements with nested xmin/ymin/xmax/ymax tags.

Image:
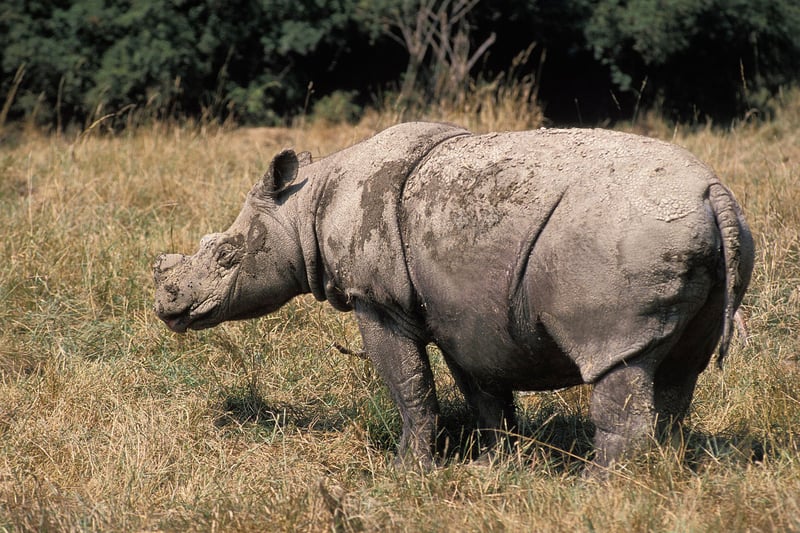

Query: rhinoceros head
<box><xmin>153</xmin><ymin>149</ymin><xmax>309</xmax><ymax>333</ymax></box>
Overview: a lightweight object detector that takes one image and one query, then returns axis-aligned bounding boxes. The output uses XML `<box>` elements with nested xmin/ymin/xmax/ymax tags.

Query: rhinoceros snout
<box><xmin>153</xmin><ymin>253</ymin><xmax>193</xmax><ymax>333</ymax></box>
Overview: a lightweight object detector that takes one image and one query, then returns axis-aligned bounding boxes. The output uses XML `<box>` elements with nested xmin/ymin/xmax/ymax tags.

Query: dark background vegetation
<box><xmin>2</xmin><ymin>0</ymin><xmax>799</xmax><ymax>128</ymax></box>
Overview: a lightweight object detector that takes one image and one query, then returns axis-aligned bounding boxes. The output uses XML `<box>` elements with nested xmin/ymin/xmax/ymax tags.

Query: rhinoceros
<box><xmin>153</xmin><ymin>122</ymin><xmax>753</xmax><ymax>470</ymax></box>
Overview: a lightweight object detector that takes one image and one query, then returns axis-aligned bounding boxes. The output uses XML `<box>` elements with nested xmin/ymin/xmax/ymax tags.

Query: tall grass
<box><xmin>0</xmin><ymin>92</ymin><xmax>798</xmax><ymax>531</ymax></box>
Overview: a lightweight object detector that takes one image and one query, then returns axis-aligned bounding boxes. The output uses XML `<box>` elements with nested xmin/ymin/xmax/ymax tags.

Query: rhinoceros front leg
<box><xmin>355</xmin><ymin>307</ymin><xmax>440</xmax><ymax>468</ymax></box>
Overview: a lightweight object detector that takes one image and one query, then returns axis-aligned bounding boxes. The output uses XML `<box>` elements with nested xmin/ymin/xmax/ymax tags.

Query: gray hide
<box><xmin>153</xmin><ymin>122</ymin><xmax>754</xmax><ymax>471</ymax></box>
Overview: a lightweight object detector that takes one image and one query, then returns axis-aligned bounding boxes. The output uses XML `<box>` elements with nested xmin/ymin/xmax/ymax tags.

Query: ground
<box><xmin>0</xmin><ymin>98</ymin><xmax>799</xmax><ymax>530</ymax></box>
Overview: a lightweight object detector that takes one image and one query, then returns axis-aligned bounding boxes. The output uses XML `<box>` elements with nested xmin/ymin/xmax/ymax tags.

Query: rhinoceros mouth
<box><xmin>162</xmin><ymin>314</ymin><xmax>190</xmax><ymax>333</ymax></box>
<box><xmin>160</xmin><ymin>306</ymin><xmax>217</xmax><ymax>333</ymax></box>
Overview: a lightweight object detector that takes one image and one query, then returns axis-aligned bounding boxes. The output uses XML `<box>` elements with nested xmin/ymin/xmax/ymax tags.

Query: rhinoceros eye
<box><xmin>216</xmin><ymin>243</ymin><xmax>240</xmax><ymax>268</ymax></box>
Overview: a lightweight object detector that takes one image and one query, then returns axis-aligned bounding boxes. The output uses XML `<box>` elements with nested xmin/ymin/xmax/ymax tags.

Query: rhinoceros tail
<box><xmin>708</xmin><ymin>181</ymin><xmax>754</xmax><ymax>368</ymax></box>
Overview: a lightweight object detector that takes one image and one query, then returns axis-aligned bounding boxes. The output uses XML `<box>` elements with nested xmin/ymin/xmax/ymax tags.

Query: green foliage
<box><xmin>89</xmin><ymin>2</ymin><xmax>203</xmax><ymax>114</ymax></box>
<box><xmin>0</xmin><ymin>0</ymin><xmax>371</xmax><ymax>127</ymax></box>
<box><xmin>0</xmin><ymin>0</ymin><xmax>799</xmax><ymax>126</ymax></box>
<box><xmin>312</xmin><ymin>90</ymin><xmax>362</xmax><ymax>123</ymax></box>
<box><xmin>1</xmin><ymin>0</ymin><xmax>112</xmax><ymax>125</ymax></box>
<box><xmin>585</xmin><ymin>0</ymin><xmax>800</xmax><ymax>119</ymax></box>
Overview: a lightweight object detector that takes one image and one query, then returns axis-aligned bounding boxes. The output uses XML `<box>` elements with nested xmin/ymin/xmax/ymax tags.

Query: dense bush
<box><xmin>586</xmin><ymin>0</ymin><xmax>800</xmax><ymax>120</ymax></box>
<box><xmin>1</xmin><ymin>0</ymin><xmax>798</xmax><ymax>127</ymax></box>
<box><xmin>0</xmin><ymin>0</ymin><xmax>375</xmax><ymax>126</ymax></box>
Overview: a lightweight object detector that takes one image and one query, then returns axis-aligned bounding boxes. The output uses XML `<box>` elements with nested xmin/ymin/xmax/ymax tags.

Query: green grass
<box><xmin>1</xmin><ymin>95</ymin><xmax>799</xmax><ymax>531</ymax></box>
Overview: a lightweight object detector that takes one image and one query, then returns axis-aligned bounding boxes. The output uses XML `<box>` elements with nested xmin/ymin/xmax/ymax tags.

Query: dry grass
<box><xmin>1</xmin><ymin>93</ymin><xmax>799</xmax><ymax>531</ymax></box>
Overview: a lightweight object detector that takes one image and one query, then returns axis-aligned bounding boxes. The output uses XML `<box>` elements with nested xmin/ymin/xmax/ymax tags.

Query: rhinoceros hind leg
<box><xmin>653</xmin><ymin>366</ymin><xmax>700</xmax><ymax>438</ymax></box>
<box><xmin>589</xmin><ymin>359</ymin><xmax>659</xmax><ymax>472</ymax></box>
<box><xmin>652</xmin><ymin>302</ymin><xmax>722</xmax><ymax>444</ymax></box>
<box><xmin>472</xmin><ymin>388</ymin><xmax>517</xmax><ymax>457</ymax></box>
<box><xmin>443</xmin><ymin>358</ymin><xmax>517</xmax><ymax>458</ymax></box>
<box><xmin>355</xmin><ymin>307</ymin><xmax>440</xmax><ymax>469</ymax></box>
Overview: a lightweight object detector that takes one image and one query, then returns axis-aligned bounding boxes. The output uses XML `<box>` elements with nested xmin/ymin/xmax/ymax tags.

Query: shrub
<box><xmin>312</xmin><ymin>90</ymin><xmax>362</xmax><ymax>124</ymax></box>
<box><xmin>1</xmin><ymin>0</ymin><xmax>798</xmax><ymax>127</ymax></box>
<box><xmin>0</xmin><ymin>0</ymin><xmax>370</xmax><ymax>127</ymax></box>
<box><xmin>585</xmin><ymin>0</ymin><xmax>800</xmax><ymax>121</ymax></box>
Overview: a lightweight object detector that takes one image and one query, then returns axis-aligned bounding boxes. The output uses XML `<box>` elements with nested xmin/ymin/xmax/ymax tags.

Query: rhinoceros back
<box><xmin>401</xmin><ymin>128</ymin><xmax>724</xmax><ymax>385</ymax></box>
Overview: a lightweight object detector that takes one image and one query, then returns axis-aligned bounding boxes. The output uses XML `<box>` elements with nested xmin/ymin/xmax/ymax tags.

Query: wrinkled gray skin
<box><xmin>153</xmin><ymin>122</ymin><xmax>754</xmax><ymax>471</ymax></box>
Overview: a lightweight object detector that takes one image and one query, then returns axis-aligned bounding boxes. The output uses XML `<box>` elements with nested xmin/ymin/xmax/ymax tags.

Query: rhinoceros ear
<box><xmin>262</xmin><ymin>149</ymin><xmax>299</xmax><ymax>195</ymax></box>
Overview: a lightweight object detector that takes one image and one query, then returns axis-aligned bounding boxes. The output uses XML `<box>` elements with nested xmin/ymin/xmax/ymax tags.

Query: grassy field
<box><xmin>1</xmin><ymin>95</ymin><xmax>799</xmax><ymax>531</ymax></box>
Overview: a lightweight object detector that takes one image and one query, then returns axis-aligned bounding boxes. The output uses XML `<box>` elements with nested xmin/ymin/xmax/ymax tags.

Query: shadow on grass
<box><xmin>213</xmin><ymin>385</ymin><xmax>351</xmax><ymax>433</ymax></box>
<box><xmin>680</xmin><ymin>428</ymin><xmax>771</xmax><ymax>469</ymax></box>
<box><xmin>432</xmin><ymin>398</ymin><xmax>776</xmax><ymax>475</ymax></box>
<box><xmin>433</xmin><ymin>400</ymin><xmax>594</xmax><ymax>474</ymax></box>
<box><xmin>213</xmin><ymin>385</ymin><xmax>777</xmax><ymax>473</ymax></box>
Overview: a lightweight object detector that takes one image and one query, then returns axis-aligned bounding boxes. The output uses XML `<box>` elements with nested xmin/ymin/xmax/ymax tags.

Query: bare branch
<box><xmin>466</xmin><ymin>32</ymin><xmax>496</xmax><ymax>72</ymax></box>
<box><xmin>450</xmin><ymin>0</ymin><xmax>480</xmax><ymax>24</ymax></box>
<box><xmin>374</xmin><ymin>0</ymin><xmax>492</xmax><ymax>103</ymax></box>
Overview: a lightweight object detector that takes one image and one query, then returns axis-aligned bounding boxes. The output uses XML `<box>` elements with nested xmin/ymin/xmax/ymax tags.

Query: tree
<box><xmin>585</xmin><ymin>0</ymin><xmax>800</xmax><ymax>120</ymax></box>
<box><xmin>360</xmin><ymin>0</ymin><xmax>495</xmax><ymax>105</ymax></box>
